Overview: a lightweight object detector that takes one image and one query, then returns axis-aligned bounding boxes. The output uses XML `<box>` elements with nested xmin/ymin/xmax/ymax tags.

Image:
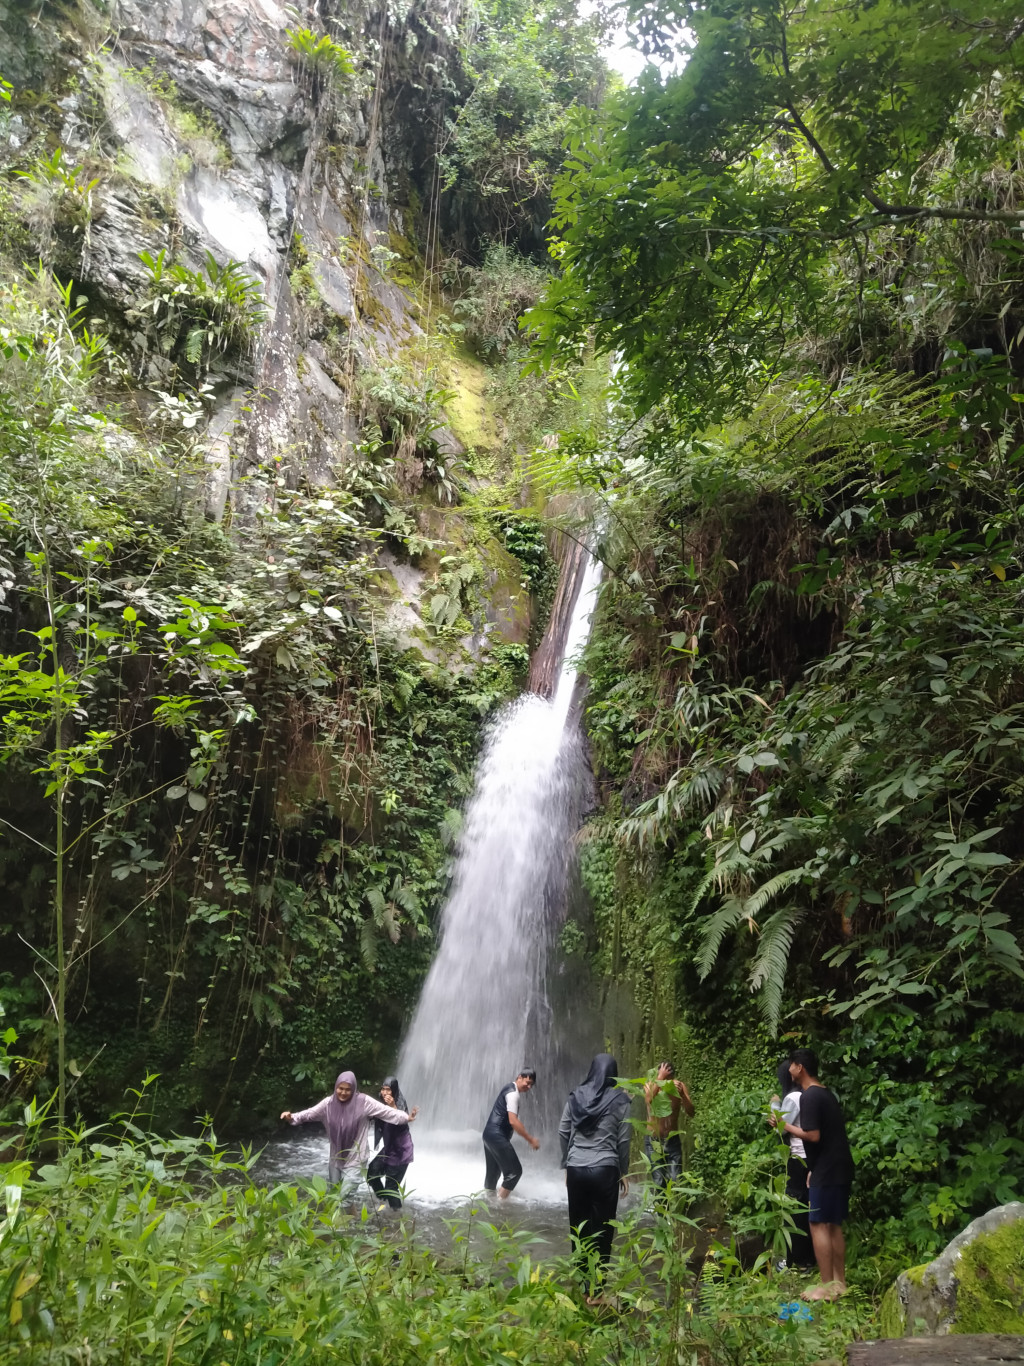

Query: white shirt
<box><xmin>781</xmin><ymin>1091</ymin><xmax>805</xmax><ymax>1158</ymax></box>
<box><xmin>504</xmin><ymin>1087</ymin><xmax>520</xmax><ymax>1117</ymax></box>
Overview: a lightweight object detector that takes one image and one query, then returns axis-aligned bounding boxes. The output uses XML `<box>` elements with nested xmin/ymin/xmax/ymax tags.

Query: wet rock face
<box><xmin>14</xmin><ymin>0</ymin><xmax>458</xmax><ymax>508</ymax></box>
<box><xmin>112</xmin><ymin>0</ymin><xmax>310</xmax><ymax>162</ymax></box>
<box><xmin>881</xmin><ymin>1202</ymin><xmax>1024</xmax><ymax>1337</ymax></box>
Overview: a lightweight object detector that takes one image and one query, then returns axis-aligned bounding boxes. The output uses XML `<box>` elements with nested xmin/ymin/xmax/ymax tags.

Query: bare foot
<box><xmin>802</xmin><ymin>1281</ymin><xmax>846</xmax><ymax>1302</ymax></box>
<box><xmin>498</xmin><ymin>1186</ymin><xmax>511</xmax><ymax>1200</ymax></box>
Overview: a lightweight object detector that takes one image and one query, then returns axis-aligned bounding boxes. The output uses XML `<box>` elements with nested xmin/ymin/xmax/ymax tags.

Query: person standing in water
<box><xmin>368</xmin><ymin>1075</ymin><xmax>415</xmax><ymax>1211</ymax></box>
<box><xmin>482</xmin><ymin>1068</ymin><xmax>539</xmax><ymax>1198</ymax></box>
<box><xmin>644</xmin><ymin>1060</ymin><xmax>694</xmax><ymax>1193</ymax></box>
<box><xmin>281</xmin><ymin>1070</ymin><xmax>417</xmax><ymax>1189</ymax></box>
<box><xmin>559</xmin><ymin>1053</ymin><xmax>632</xmax><ymax>1305</ymax></box>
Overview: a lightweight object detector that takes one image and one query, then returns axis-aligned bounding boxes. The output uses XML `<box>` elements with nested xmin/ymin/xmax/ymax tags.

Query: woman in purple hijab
<box><xmin>281</xmin><ymin>1070</ymin><xmax>417</xmax><ymax>1185</ymax></box>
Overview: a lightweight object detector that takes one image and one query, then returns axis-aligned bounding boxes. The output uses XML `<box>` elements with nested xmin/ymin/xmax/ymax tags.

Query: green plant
<box><xmin>529</xmin><ymin>0</ymin><xmax>1024</xmax><ymax>422</ymax></box>
<box><xmin>131</xmin><ymin>248</ymin><xmax>266</xmax><ymax>376</ymax></box>
<box><xmin>15</xmin><ymin>148</ymin><xmax>100</xmax><ymax>259</ymax></box>
<box><xmin>443</xmin><ymin>243</ymin><xmax>549</xmax><ymax>358</ymax></box>
<box><xmin>0</xmin><ymin>1112</ymin><xmax>875</xmax><ymax>1366</ymax></box>
<box><xmin>285</xmin><ymin>27</ymin><xmax>355</xmax><ymax>88</ymax></box>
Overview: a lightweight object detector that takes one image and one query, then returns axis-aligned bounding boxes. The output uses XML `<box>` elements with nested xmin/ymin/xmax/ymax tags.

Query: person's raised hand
<box><xmin>280</xmin><ymin>1110</ymin><xmax>292</xmax><ymax>1122</ymax></box>
<box><xmin>408</xmin><ymin>1106</ymin><xmax>420</xmax><ymax>1122</ymax></box>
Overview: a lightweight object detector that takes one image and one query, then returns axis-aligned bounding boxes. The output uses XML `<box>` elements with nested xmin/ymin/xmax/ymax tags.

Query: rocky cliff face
<box><xmin>3</xmin><ymin>0</ymin><xmax>528</xmax><ymax>648</ymax></box>
<box><xmin>0</xmin><ymin>0</ymin><xmax>556</xmax><ymax>1126</ymax></box>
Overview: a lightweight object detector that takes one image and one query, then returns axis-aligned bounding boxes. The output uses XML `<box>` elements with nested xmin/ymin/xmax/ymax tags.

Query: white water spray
<box><xmin>396</xmin><ymin>552</ymin><xmax>602</xmax><ymax>1202</ymax></box>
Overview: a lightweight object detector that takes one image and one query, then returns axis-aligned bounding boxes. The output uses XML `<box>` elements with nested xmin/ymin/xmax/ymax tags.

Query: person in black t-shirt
<box><xmin>769</xmin><ymin>1047</ymin><xmax>853</xmax><ymax>1300</ymax></box>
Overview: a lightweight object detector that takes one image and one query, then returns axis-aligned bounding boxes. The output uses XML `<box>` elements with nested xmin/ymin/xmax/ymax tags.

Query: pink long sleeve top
<box><xmin>289</xmin><ymin>1094</ymin><xmax>411</xmax><ymax>1172</ymax></box>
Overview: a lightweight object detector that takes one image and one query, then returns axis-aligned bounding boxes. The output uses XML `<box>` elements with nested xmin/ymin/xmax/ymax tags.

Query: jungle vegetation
<box><xmin>2</xmin><ymin>0</ymin><xmax>1024</xmax><ymax>1356</ymax></box>
<box><xmin>0</xmin><ymin>0</ymin><xmax>608</xmax><ymax>1137</ymax></box>
<box><xmin>527</xmin><ymin>0</ymin><xmax>1024</xmax><ymax>1271</ymax></box>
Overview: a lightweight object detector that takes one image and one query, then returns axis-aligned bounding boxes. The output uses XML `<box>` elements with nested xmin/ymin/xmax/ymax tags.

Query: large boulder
<box><xmin>880</xmin><ymin>1202</ymin><xmax>1024</xmax><ymax>1336</ymax></box>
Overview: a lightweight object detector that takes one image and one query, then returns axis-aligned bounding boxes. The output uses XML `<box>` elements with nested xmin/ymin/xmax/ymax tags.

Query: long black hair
<box><xmin>777</xmin><ymin>1059</ymin><xmax>799</xmax><ymax>1096</ymax></box>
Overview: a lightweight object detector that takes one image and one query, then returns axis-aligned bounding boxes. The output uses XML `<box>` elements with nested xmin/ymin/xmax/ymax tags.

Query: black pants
<box><xmin>367</xmin><ymin>1155</ymin><xmax>408</xmax><ymax>1210</ymax></box>
<box><xmin>482</xmin><ymin>1131</ymin><xmax>522</xmax><ymax>1192</ymax></box>
<box><xmin>566</xmin><ymin>1164</ymin><xmax>620</xmax><ymax>1286</ymax></box>
<box><xmin>645</xmin><ymin>1133</ymin><xmax>683</xmax><ymax>1191</ymax></box>
<box><xmin>785</xmin><ymin>1155</ymin><xmax>814</xmax><ymax>1267</ymax></box>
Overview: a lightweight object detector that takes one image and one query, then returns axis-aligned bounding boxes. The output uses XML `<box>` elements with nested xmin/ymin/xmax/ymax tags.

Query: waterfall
<box><xmin>396</xmin><ymin>550</ymin><xmax>602</xmax><ymax>1202</ymax></box>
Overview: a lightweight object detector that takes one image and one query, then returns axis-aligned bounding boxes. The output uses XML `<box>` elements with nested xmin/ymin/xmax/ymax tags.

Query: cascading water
<box><xmin>395</xmin><ymin>550</ymin><xmax>603</xmax><ymax>1202</ymax></box>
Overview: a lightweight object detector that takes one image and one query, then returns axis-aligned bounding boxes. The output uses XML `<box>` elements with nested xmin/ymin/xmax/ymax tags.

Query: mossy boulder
<box><xmin>881</xmin><ymin>1202</ymin><xmax>1024</xmax><ymax>1336</ymax></box>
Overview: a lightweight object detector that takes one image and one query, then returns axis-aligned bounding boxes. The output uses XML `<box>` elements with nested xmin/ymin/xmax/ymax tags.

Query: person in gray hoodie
<box><xmin>559</xmin><ymin>1053</ymin><xmax>632</xmax><ymax>1303</ymax></box>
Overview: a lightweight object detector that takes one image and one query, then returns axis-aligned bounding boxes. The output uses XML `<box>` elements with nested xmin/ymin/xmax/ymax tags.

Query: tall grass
<box><xmin>0</xmin><ymin>1103</ymin><xmax>871</xmax><ymax>1364</ymax></box>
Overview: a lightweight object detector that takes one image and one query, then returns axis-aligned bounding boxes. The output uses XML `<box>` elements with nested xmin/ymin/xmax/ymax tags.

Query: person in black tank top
<box><xmin>482</xmin><ymin>1069</ymin><xmax>539</xmax><ymax>1197</ymax></box>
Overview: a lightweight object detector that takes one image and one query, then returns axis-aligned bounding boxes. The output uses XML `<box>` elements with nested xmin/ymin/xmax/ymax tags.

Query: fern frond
<box><xmin>366</xmin><ymin>886</ymin><xmax>386</xmax><ymax>919</ymax></box>
<box><xmin>696</xmin><ymin>896</ymin><xmax>751</xmax><ymax>980</ymax></box>
<box><xmin>440</xmin><ymin>807</ymin><xmax>463</xmax><ymax>847</ymax></box>
<box><xmin>682</xmin><ymin>867</ymin><xmax>719</xmax><ymax>921</ymax></box>
<box><xmin>394</xmin><ymin>881</ymin><xmax>420</xmax><ymax>916</ymax></box>
<box><xmin>744</xmin><ymin>867</ymin><xmax>805</xmax><ymax>920</ymax></box>
<box><xmin>359</xmin><ymin>917</ymin><xmax>378</xmax><ymax>971</ymax></box>
<box><xmin>809</xmin><ymin>720</ymin><xmax>857</xmax><ymax>763</ymax></box>
<box><xmin>749</xmin><ymin>904</ymin><xmax>804</xmax><ymax>1033</ymax></box>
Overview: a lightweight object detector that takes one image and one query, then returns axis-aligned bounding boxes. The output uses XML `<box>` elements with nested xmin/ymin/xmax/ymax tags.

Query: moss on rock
<box><xmin>446</xmin><ymin>346</ymin><xmax>500</xmax><ymax>457</ymax></box>
<box><xmin>953</xmin><ymin>1219</ymin><xmax>1024</xmax><ymax>1334</ymax></box>
<box><xmin>882</xmin><ymin>1203</ymin><xmax>1024</xmax><ymax>1337</ymax></box>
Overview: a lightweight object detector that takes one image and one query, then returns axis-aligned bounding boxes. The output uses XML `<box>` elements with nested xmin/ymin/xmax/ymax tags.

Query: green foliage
<box><xmin>529</xmin><ymin>0</ymin><xmax>1024</xmax><ymax>421</ymax></box>
<box><xmin>131</xmin><ymin>248</ymin><xmax>266</xmax><ymax>379</ymax></box>
<box><xmin>0</xmin><ymin>1114</ymin><xmax>875</xmax><ymax>1366</ymax></box>
<box><xmin>443</xmin><ymin>243</ymin><xmax>549</xmax><ymax>358</ymax></box>
<box><xmin>285</xmin><ymin>27</ymin><xmax>356</xmax><ymax>88</ymax></box>
<box><xmin>439</xmin><ymin>0</ymin><xmax>610</xmax><ymax>252</ymax></box>
<box><xmin>0</xmin><ymin>264</ymin><xmax>522</xmax><ymax>1127</ymax></box>
<box><xmin>493</xmin><ymin>510</ymin><xmax>557</xmax><ymax>611</ymax></box>
<box><xmin>357</xmin><ymin>359</ymin><xmax>462</xmax><ymax>503</ymax></box>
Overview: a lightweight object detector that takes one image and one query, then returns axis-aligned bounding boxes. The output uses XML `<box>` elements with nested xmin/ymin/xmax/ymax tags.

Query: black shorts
<box><xmin>808</xmin><ymin>1184</ymin><xmax>850</xmax><ymax>1224</ymax></box>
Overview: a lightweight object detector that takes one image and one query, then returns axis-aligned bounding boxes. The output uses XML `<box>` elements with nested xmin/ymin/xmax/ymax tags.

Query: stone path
<box><xmin>849</xmin><ymin>1337</ymin><xmax>1024</xmax><ymax>1365</ymax></box>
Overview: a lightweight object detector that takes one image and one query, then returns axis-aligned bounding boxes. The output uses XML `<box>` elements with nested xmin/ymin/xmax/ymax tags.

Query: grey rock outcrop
<box><xmin>7</xmin><ymin>0</ymin><xmax>464</xmax><ymax>516</ymax></box>
<box><xmin>882</xmin><ymin>1201</ymin><xmax>1024</xmax><ymax>1336</ymax></box>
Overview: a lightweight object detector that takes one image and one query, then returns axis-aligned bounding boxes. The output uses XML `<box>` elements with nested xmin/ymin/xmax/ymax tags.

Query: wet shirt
<box><xmin>484</xmin><ymin>1083</ymin><xmax>519</xmax><ymax>1140</ymax></box>
<box><xmin>289</xmin><ymin>1095</ymin><xmax>410</xmax><ymax>1171</ymax></box>
<box><xmin>799</xmin><ymin>1085</ymin><xmax>854</xmax><ymax>1187</ymax></box>
<box><xmin>559</xmin><ymin>1099</ymin><xmax>631</xmax><ymax>1176</ymax></box>
<box><xmin>378</xmin><ymin>1118</ymin><xmax>414</xmax><ymax>1166</ymax></box>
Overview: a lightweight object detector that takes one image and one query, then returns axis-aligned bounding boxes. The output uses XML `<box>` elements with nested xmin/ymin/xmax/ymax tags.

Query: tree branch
<box><xmin>855</xmin><ymin>199</ymin><xmax>1024</xmax><ymax>226</ymax></box>
<box><xmin>780</xmin><ymin>108</ymin><xmax>1024</xmax><ymax>226</ymax></box>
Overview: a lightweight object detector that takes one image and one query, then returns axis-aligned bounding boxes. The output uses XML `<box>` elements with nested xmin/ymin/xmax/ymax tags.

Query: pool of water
<box><xmin>252</xmin><ymin>1126</ymin><xmax>648</xmax><ymax>1261</ymax></box>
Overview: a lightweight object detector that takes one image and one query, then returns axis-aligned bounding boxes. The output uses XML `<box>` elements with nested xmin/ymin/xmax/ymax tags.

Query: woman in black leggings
<box><xmin>559</xmin><ymin>1054</ymin><xmax>632</xmax><ymax>1304</ymax></box>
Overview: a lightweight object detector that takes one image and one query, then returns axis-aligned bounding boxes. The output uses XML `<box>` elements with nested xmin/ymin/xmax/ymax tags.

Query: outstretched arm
<box><xmin>362</xmin><ymin>1096</ymin><xmax>415</xmax><ymax>1124</ymax></box>
<box><xmin>280</xmin><ymin>1097</ymin><xmax>330</xmax><ymax>1126</ymax></box>
<box><xmin>509</xmin><ymin>1111</ymin><xmax>539</xmax><ymax>1151</ymax></box>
